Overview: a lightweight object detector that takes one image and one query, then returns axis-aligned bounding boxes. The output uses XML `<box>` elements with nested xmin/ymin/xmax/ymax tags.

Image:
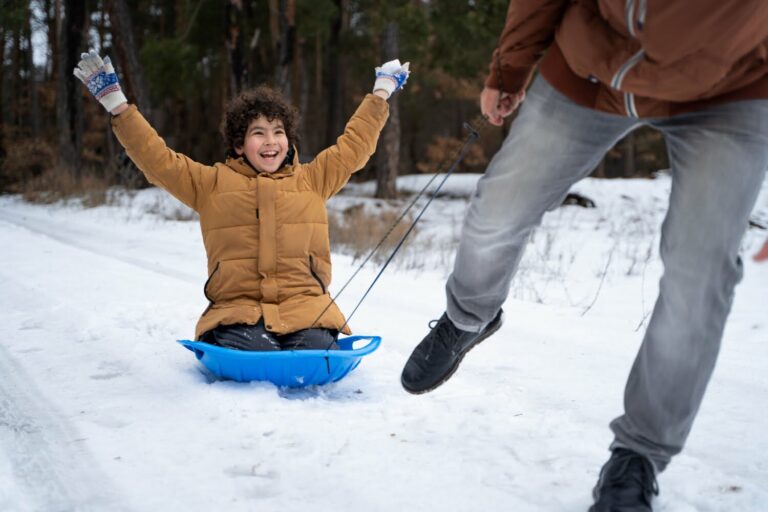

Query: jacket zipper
<box><xmin>625</xmin><ymin>0</ymin><xmax>637</xmax><ymax>37</ymax></box>
<box><xmin>625</xmin><ymin>0</ymin><xmax>646</xmax><ymax>36</ymax></box>
<box><xmin>636</xmin><ymin>0</ymin><xmax>646</xmax><ymax>31</ymax></box>
<box><xmin>616</xmin><ymin>0</ymin><xmax>646</xmax><ymax>118</ymax></box>
<box><xmin>309</xmin><ymin>256</ymin><xmax>326</xmax><ymax>294</ymax></box>
<box><xmin>611</xmin><ymin>49</ymin><xmax>645</xmax><ymax>90</ymax></box>
<box><xmin>203</xmin><ymin>261</ymin><xmax>221</xmax><ymax>303</ymax></box>
<box><xmin>611</xmin><ymin>49</ymin><xmax>645</xmax><ymax>118</ymax></box>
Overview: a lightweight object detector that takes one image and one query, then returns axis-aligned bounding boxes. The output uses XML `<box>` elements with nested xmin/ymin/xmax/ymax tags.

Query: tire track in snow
<box><xmin>0</xmin><ymin>209</ymin><xmax>197</xmax><ymax>283</ymax></box>
<box><xmin>0</xmin><ymin>344</ymin><xmax>131</xmax><ymax>512</ymax></box>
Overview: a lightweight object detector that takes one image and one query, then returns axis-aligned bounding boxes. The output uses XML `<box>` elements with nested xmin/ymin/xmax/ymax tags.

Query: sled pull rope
<box><xmin>314</xmin><ymin>121</ymin><xmax>482</xmax><ymax>346</ymax></box>
<box><xmin>310</xmin><ymin>121</ymin><xmax>479</xmax><ymax>328</ymax></box>
<box><xmin>310</xmin><ymin>121</ymin><xmax>482</xmax><ymax>331</ymax></box>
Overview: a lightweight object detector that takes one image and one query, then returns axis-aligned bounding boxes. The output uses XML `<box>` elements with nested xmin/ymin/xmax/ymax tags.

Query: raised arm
<box><xmin>305</xmin><ymin>59</ymin><xmax>410</xmax><ymax>198</ymax></box>
<box><xmin>74</xmin><ymin>50</ymin><xmax>213</xmax><ymax>211</ymax></box>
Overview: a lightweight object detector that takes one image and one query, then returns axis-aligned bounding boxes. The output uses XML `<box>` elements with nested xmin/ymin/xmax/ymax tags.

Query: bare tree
<box><xmin>375</xmin><ymin>20</ymin><xmax>400</xmax><ymax>199</ymax></box>
<box><xmin>11</xmin><ymin>13</ymin><xmax>21</xmax><ymax>127</ymax></box>
<box><xmin>56</xmin><ymin>0</ymin><xmax>85</xmax><ymax>174</ymax></box>
<box><xmin>623</xmin><ymin>132</ymin><xmax>635</xmax><ymax>177</ymax></box>
<box><xmin>25</xmin><ymin>2</ymin><xmax>42</xmax><ymax>138</ymax></box>
<box><xmin>225</xmin><ymin>0</ymin><xmax>245</xmax><ymax>95</ymax></box>
<box><xmin>110</xmin><ymin>0</ymin><xmax>152</xmax><ymax>120</ymax></box>
<box><xmin>274</xmin><ymin>0</ymin><xmax>296</xmax><ymax>96</ymax></box>
<box><xmin>0</xmin><ymin>25</ymin><xmax>6</xmax><ymax>165</ymax></box>
<box><xmin>324</xmin><ymin>0</ymin><xmax>347</xmax><ymax>147</ymax></box>
<box><xmin>43</xmin><ymin>0</ymin><xmax>57</xmax><ymax>82</ymax></box>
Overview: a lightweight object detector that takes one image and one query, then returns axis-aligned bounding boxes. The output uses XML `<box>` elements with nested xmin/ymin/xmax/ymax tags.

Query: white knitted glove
<box><xmin>373</xmin><ymin>59</ymin><xmax>410</xmax><ymax>98</ymax></box>
<box><xmin>73</xmin><ymin>49</ymin><xmax>128</xmax><ymax>113</ymax></box>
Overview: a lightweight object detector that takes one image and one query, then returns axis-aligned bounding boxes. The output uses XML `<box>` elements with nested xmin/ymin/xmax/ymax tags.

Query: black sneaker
<box><xmin>401</xmin><ymin>309</ymin><xmax>503</xmax><ymax>394</ymax></box>
<box><xmin>589</xmin><ymin>448</ymin><xmax>659</xmax><ymax>512</ymax></box>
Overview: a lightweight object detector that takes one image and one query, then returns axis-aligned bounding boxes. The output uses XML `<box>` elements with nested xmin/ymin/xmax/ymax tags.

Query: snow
<box><xmin>1</xmin><ymin>173</ymin><xmax>766</xmax><ymax>511</ymax></box>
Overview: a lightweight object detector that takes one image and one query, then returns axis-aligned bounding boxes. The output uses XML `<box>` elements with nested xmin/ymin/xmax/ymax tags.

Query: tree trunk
<box><xmin>375</xmin><ymin>20</ymin><xmax>400</xmax><ymax>199</ymax></box>
<box><xmin>110</xmin><ymin>0</ymin><xmax>152</xmax><ymax>120</ymax></box>
<box><xmin>98</xmin><ymin>1</ymin><xmax>117</xmax><ymax>168</ymax></box>
<box><xmin>594</xmin><ymin>158</ymin><xmax>606</xmax><ymax>178</ymax></box>
<box><xmin>42</xmin><ymin>0</ymin><xmax>55</xmax><ymax>82</ymax></box>
<box><xmin>25</xmin><ymin>3</ymin><xmax>42</xmax><ymax>139</ymax></box>
<box><xmin>267</xmin><ymin>0</ymin><xmax>279</xmax><ymax>52</ymax></box>
<box><xmin>298</xmin><ymin>38</ymin><xmax>310</xmax><ymax>153</ymax></box>
<box><xmin>226</xmin><ymin>0</ymin><xmax>245</xmax><ymax>95</ymax></box>
<box><xmin>0</xmin><ymin>26</ymin><xmax>6</xmax><ymax>165</ymax></box>
<box><xmin>11</xmin><ymin>22</ymin><xmax>22</xmax><ymax>128</ymax></box>
<box><xmin>324</xmin><ymin>0</ymin><xmax>347</xmax><ymax>147</ymax></box>
<box><xmin>623</xmin><ymin>133</ymin><xmax>635</xmax><ymax>177</ymax></box>
<box><xmin>51</xmin><ymin>0</ymin><xmax>61</xmax><ymax>82</ymax></box>
<box><xmin>314</xmin><ymin>33</ymin><xmax>322</xmax><ymax>98</ymax></box>
<box><xmin>291</xmin><ymin>35</ymin><xmax>303</xmax><ymax>108</ymax></box>
<box><xmin>57</xmin><ymin>0</ymin><xmax>85</xmax><ymax>175</ymax></box>
<box><xmin>97</xmin><ymin>2</ymin><xmax>107</xmax><ymax>50</ymax></box>
<box><xmin>274</xmin><ymin>0</ymin><xmax>295</xmax><ymax>95</ymax></box>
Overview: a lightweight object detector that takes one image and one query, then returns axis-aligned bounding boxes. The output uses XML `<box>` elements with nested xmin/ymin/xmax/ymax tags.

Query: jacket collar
<box><xmin>225</xmin><ymin>145</ymin><xmax>299</xmax><ymax>179</ymax></box>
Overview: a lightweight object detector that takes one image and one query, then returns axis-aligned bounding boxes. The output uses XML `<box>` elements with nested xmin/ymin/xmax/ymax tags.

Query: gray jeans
<box><xmin>447</xmin><ymin>76</ymin><xmax>768</xmax><ymax>471</ymax></box>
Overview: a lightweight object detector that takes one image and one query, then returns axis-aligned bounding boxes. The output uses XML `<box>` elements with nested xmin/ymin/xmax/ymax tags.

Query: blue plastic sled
<box><xmin>177</xmin><ymin>335</ymin><xmax>381</xmax><ymax>387</ymax></box>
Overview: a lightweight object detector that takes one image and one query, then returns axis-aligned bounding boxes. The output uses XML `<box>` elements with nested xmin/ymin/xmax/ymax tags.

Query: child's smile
<box><xmin>237</xmin><ymin>116</ymin><xmax>289</xmax><ymax>173</ymax></box>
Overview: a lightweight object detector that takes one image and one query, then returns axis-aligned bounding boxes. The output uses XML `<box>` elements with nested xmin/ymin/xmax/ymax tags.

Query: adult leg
<box><xmin>201</xmin><ymin>321</ymin><xmax>282</xmax><ymax>351</ymax></box>
<box><xmin>610</xmin><ymin>100</ymin><xmax>768</xmax><ymax>471</ymax></box>
<box><xmin>402</xmin><ymin>77</ymin><xmax>637</xmax><ymax>394</ymax></box>
<box><xmin>446</xmin><ymin>76</ymin><xmax>637</xmax><ymax>332</ymax></box>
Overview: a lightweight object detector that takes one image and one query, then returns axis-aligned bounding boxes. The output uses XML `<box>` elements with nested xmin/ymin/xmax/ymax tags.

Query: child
<box><xmin>74</xmin><ymin>50</ymin><xmax>410</xmax><ymax>351</ymax></box>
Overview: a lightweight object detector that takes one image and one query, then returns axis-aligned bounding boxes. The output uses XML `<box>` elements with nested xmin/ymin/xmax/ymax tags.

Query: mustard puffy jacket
<box><xmin>111</xmin><ymin>94</ymin><xmax>389</xmax><ymax>339</ymax></box>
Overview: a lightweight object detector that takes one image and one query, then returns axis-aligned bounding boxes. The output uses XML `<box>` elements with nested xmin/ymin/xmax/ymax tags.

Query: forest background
<box><xmin>0</xmin><ymin>0</ymin><xmax>667</xmax><ymax>200</ymax></box>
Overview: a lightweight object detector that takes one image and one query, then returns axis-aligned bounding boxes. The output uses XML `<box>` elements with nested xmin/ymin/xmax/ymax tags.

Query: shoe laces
<box><xmin>423</xmin><ymin>316</ymin><xmax>459</xmax><ymax>353</ymax></box>
<box><xmin>604</xmin><ymin>450</ymin><xmax>659</xmax><ymax>501</ymax></box>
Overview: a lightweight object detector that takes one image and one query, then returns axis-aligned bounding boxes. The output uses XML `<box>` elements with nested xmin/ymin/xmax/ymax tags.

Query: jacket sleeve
<box><xmin>111</xmin><ymin>105</ymin><xmax>214</xmax><ymax>211</ymax></box>
<box><xmin>485</xmin><ymin>0</ymin><xmax>569</xmax><ymax>94</ymax></box>
<box><xmin>304</xmin><ymin>94</ymin><xmax>389</xmax><ymax>199</ymax></box>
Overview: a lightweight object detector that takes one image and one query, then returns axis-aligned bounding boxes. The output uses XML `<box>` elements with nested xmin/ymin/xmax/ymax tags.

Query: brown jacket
<box><xmin>486</xmin><ymin>0</ymin><xmax>768</xmax><ymax>117</ymax></box>
<box><xmin>111</xmin><ymin>94</ymin><xmax>389</xmax><ymax>339</ymax></box>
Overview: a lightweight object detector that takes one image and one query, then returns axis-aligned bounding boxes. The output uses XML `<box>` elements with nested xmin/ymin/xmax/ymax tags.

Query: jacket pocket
<box><xmin>308</xmin><ymin>255</ymin><xmax>326</xmax><ymax>294</ymax></box>
<box><xmin>203</xmin><ymin>261</ymin><xmax>221</xmax><ymax>303</ymax></box>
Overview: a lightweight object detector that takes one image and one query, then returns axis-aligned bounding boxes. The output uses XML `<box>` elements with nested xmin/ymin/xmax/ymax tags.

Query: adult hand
<box><xmin>373</xmin><ymin>59</ymin><xmax>411</xmax><ymax>99</ymax></box>
<box><xmin>481</xmin><ymin>86</ymin><xmax>525</xmax><ymax>126</ymax></box>
<box><xmin>73</xmin><ymin>49</ymin><xmax>128</xmax><ymax>114</ymax></box>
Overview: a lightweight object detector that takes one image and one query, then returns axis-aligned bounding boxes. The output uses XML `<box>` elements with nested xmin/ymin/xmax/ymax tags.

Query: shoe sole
<box><xmin>401</xmin><ymin>311</ymin><xmax>504</xmax><ymax>395</ymax></box>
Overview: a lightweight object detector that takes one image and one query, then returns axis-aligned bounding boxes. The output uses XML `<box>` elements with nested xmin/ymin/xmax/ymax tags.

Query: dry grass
<box><xmin>21</xmin><ymin>166</ymin><xmax>114</xmax><ymax>208</ymax></box>
<box><xmin>1</xmin><ymin>137</ymin><xmax>57</xmax><ymax>193</ymax></box>
<box><xmin>328</xmin><ymin>201</ymin><xmax>428</xmax><ymax>269</ymax></box>
<box><xmin>144</xmin><ymin>196</ymin><xmax>198</xmax><ymax>221</ymax></box>
<box><xmin>416</xmin><ymin>135</ymin><xmax>488</xmax><ymax>174</ymax></box>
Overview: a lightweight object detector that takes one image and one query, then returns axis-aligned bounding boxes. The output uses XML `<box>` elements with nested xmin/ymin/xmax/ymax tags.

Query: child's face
<box><xmin>236</xmin><ymin>116</ymin><xmax>289</xmax><ymax>173</ymax></box>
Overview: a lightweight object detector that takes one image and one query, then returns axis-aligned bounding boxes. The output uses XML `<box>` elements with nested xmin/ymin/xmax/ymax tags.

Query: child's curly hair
<box><xmin>221</xmin><ymin>85</ymin><xmax>300</xmax><ymax>158</ymax></box>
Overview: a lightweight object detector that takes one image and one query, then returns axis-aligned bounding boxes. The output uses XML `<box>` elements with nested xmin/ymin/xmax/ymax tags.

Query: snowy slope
<box><xmin>0</xmin><ymin>174</ymin><xmax>766</xmax><ymax>512</ymax></box>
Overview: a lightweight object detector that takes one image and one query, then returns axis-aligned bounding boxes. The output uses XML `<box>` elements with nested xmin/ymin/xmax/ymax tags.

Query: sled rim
<box><xmin>177</xmin><ymin>335</ymin><xmax>381</xmax><ymax>360</ymax></box>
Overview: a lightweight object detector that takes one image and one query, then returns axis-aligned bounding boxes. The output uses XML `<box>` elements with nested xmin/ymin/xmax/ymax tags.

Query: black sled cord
<box><xmin>312</xmin><ymin>119</ymin><xmax>485</xmax><ymax>350</ymax></box>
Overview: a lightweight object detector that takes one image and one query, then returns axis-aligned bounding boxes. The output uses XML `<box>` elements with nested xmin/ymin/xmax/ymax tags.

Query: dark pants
<box><xmin>201</xmin><ymin>320</ymin><xmax>339</xmax><ymax>351</ymax></box>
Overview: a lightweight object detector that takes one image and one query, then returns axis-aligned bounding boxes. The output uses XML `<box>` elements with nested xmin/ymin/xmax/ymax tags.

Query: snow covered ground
<box><xmin>1</xmin><ymin>173</ymin><xmax>766</xmax><ymax>512</ymax></box>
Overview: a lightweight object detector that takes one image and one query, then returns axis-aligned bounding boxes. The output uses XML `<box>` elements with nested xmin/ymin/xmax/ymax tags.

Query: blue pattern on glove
<box><xmin>86</xmin><ymin>71</ymin><xmax>120</xmax><ymax>99</ymax></box>
<box><xmin>375</xmin><ymin>69</ymin><xmax>409</xmax><ymax>91</ymax></box>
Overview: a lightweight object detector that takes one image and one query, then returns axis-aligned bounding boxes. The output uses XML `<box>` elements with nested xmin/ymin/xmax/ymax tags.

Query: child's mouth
<box><xmin>260</xmin><ymin>151</ymin><xmax>280</xmax><ymax>161</ymax></box>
